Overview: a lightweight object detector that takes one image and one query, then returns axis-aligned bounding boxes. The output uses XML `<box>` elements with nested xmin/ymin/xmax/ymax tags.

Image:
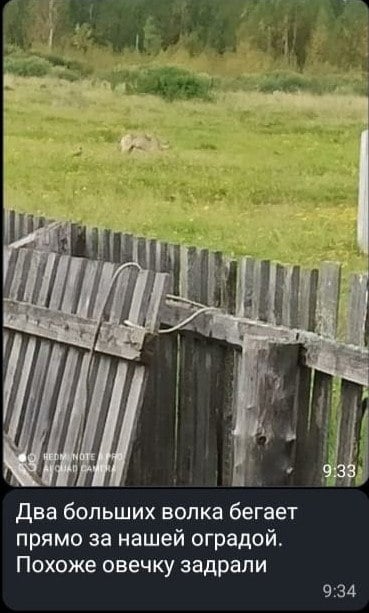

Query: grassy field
<box><xmin>4</xmin><ymin>73</ymin><xmax>368</xmax><ymax>484</ymax></box>
<box><xmin>5</xmin><ymin>74</ymin><xmax>367</xmax><ymax>270</ymax></box>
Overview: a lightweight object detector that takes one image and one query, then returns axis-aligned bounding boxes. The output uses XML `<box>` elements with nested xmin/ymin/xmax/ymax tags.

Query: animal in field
<box><xmin>119</xmin><ymin>133</ymin><xmax>169</xmax><ymax>154</ymax></box>
<box><xmin>71</xmin><ymin>146</ymin><xmax>83</xmax><ymax>157</ymax></box>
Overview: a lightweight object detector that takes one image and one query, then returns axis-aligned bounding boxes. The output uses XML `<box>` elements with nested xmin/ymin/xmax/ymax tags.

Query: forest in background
<box><xmin>4</xmin><ymin>0</ymin><xmax>368</xmax><ymax>74</ymax></box>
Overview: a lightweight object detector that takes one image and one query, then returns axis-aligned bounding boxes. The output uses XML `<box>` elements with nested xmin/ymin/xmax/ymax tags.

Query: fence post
<box><xmin>307</xmin><ymin>261</ymin><xmax>341</xmax><ymax>486</ymax></box>
<box><xmin>335</xmin><ymin>273</ymin><xmax>368</xmax><ymax>486</ymax></box>
<box><xmin>232</xmin><ymin>336</ymin><xmax>299</xmax><ymax>486</ymax></box>
<box><xmin>358</xmin><ymin>129</ymin><xmax>368</xmax><ymax>254</ymax></box>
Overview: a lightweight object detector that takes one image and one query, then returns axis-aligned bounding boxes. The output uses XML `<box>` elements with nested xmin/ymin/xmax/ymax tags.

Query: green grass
<box><xmin>4</xmin><ymin>75</ymin><xmax>367</xmax><ymax>275</ymax></box>
<box><xmin>4</xmin><ymin>74</ymin><xmax>368</xmax><ymax>485</ymax></box>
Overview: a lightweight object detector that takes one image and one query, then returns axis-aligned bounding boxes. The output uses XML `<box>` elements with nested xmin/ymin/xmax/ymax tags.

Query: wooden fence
<box><xmin>3</xmin><ymin>209</ymin><xmax>369</xmax><ymax>487</ymax></box>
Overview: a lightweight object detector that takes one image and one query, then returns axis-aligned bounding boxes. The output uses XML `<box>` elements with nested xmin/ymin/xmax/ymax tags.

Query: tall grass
<box><xmin>8</xmin><ymin>42</ymin><xmax>366</xmax><ymax>98</ymax></box>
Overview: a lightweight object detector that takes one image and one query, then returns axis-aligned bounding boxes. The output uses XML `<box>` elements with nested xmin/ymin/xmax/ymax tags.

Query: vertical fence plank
<box><xmin>14</xmin><ymin>212</ymin><xmax>25</xmax><ymax>242</ymax></box>
<box><xmin>8</xmin><ymin>210</ymin><xmax>15</xmax><ymax>244</ymax></box>
<box><xmin>69</xmin><ymin>223</ymin><xmax>86</xmax><ymax>257</ymax></box>
<box><xmin>232</xmin><ymin>255</ymin><xmax>265</xmax><ymax>486</ymax></box>
<box><xmin>232</xmin><ymin>337</ymin><xmax>299</xmax><ymax>486</ymax></box>
<box><xmin>3</xmin><ymin>209</ymin><xmax>9</xmax><ymax>245</ymax></box>
<box><xmin>34</xmin><ymin>216</ymin><xmax>46</xmax><ymax>232</ymax></box>
<box><xmin>76</xmin><ymin>262</ymin><xmax>136</xmax><ymax>487</ymax></box>
<box><xmin>176</xmin><ymin>246</ymin><xmax>220</xmax><ymax>485</ymax></box>
<box><xmin>4</xmin><ymin>251</ymin><xmax>60</xmax><ymax>485</ymax></box>
<box><xmin>98</xmin><ymin>228</ymin><xmax>110</xmax><ymax>260</ymax></box>
<box><xmin>121</xmin><ymin>233</ymin><xmax>133</xmax><ymax>263</ymax></box>
<box><xmin>3</xmin><ymin>249</ymin><xmax>49</xmax><ymax>485</ymax></box>
<box><xmin>251</xmin><ymin>260</ymin><xmax>302</xmax><ymax>484</ymax></box>
<box><xmin>292</xmin><ymin>268</ymin><xmax>319</xmax><ymax>485</ymax></box>
<box><xmin>15</xmin><ymin>255</ymin><xmax>71</xmax><ymax>464</ymax></box>
<box><xmin>282</xmin><ymin>265</ymin><xmax>300</xmax><ymax>329</ymax></box>
<box><xmin>278</xmin><ymin>264</ymin><xmax>301</xmax><ymax>484</ymax></box>
<box><xmin>236</xmin><ymin>257</ymin><xmax>255</xmax><ymax>319</ymax></box>
<box><xmin>30</xmin><ymin>257</ymin><xmax>87</xmax><ymax>476</ymax></box>
<box><xmin>52</xmin><ymin>260</ymin><xmax>106</xmax><ymax>486</ymax></box>
<box><xmin>167</xmin><ymin>243</ymin><xmax>180</xmax><ymax>295</ymax></box>
<box><xmin>3</xmin><ymin>249</ymin><xmax>35</xmax><ymax>431</ymax></box>
<box><xmin>218</xmin><ymin>257</ymin><xmax>238</xmax><ymax>486</ymax></box>
<box><xmin>43</xmin><ymin>259</ymin><xmax>101</xmax><ymax>485</ymax></box>
<box><xmin>308</xmin><ymin>262</ymin><xmax>341</xmax><ymax>486</ymax></box>
<box><xmin>176</xmin><ymin>246</ymin><xmax>234</xmax><ymax>486</ymax></box>
<box><xmin>85</xmin><ymin>227</ymin><xmax>98</xmax><ymax>260</ymax></box>
<box><xmin>128</xmin><ymin>239</ymin><xmax>179</xmax><ymax>485</ymax></box>
<box><xmin>267</xmin><ymin>262</ymin><xmax>285</xmax><ymax>325</ymax></box>
<box><xmin>110</xmin><ymin>231</ymin><xmax>121</xmax><ymax>263</ymax></box>
<box><xmin>125</xmin><ymin>238</ymin><xmax>149</xmax><ymax>483</ymax></box>
<box><xmin>26</xmin><ymin>214</ymin><xmax>34</xmax><ymax>236</ymax></box>
<box><xmin>176</xmin><ymin>245</ymin><xmax>197</xmax><ymax>485</ymax></box>
<box><xmin>252</xmin><ymin>259</ymin><xmax>270</xmax><ymax>322</ymax></box>
<box><xmin>206</xmin><ymin>250</ymin><xmax>224</xmax><ymax>487</ymax></box>
<box><xmin>335</xmin><ymin>273</ymin><xmax>368</xmax><ymax>486</ymax></box>
<box><xmin>233</xmin><ymin>256</ymin><xmax>273</xmax><ymax>485</ymax></box>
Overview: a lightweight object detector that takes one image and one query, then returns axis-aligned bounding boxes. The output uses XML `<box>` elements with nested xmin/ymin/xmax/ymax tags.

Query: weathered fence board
<box><xmin>4</xmin><ymin>249</ymin><xmax>59</xmax><ymax>486</ymax></box>
<box><xmin>133</xmin><ymin>240</ymin><xmax>179</xmax><ymax>486</ymax></box>
<box><xmin>3</xmin><ymin>246</ymin><xmax>169</xmax><ymax>487</ymax></box>
<box><xmin>4</xmin><ymin>299</ymin><xmax>153</xmax><ymax>361</ymax></box>
<box><xmin>293</xmin><ymin>268</ymin><xmax>319</xmax><ymax>484</ymax></box>
<box><xmin>215</xmin><ymin>255</ymin><xmax>237</xmax><ymax>486</ymax></box>
<box><xmin>3</xmin><ymin>210</ymin><xmax>46</xmax><ymax>246</ymax></box>
<box><xmin>47</xmin><ymin>258</ymin><xmax>105</xmax><ymax>486</ymax></box>
<box><xmin>28</xmin><ymin>255</ymin><xmax>87</xmax><ymax>481</ymax></box>
<box><xmin>335</xmin><ymin>274</ymin><xmax>368</xmax><ymax>486</ymax></box>
<box><xmin>126</xmin><ymin>239</ymin><xmax>180</xmax><ymax>486</ymax></box>
<box><xmin>232</xmin><ymin>337</ymin><xmax>300</xmax><ymax>486</ymax></box>
<box><xmin>177</xmin><ymin>247</ymin><xmax>218</xmax><ymax>485</ymax></box>
<box><xmin>308</xmin><ymin>262</ymin><xmax>341</xmax><ymax>486</ymax></box>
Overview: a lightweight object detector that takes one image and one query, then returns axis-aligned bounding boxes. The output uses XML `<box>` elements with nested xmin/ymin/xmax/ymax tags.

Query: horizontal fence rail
<box><xmin>3</xmin><ymin>209</ymin><xmax>369</xmax><ymax>487</ymax></box>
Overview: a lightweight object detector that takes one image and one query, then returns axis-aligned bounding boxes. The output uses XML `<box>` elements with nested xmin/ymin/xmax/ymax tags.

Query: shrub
<box><xmin>4</xmin><ymin>55</ymin><xmax>52</xmax><ymax>77</ymax></box>
<box><xmin>258</xmin><ymin>71</ymin><xmax>309</xmax><ymax>93</ymax></box>
<box><xmin>50</xmin><ymin>65</ymin><xmax>80</xmax><ymax>82</ymax></box>
<box><xmin>219</xmin><ymin>74</ymin><xmax>262</xmax><ymax>92</ymax></box>
<box><xmin>34</xmin><ymin>52</ymin><xmax>68</xmax><ymax>67</ymax></box>
<box><xmin>104</xmin><ymin>65</ymin><xmax>213</xmax><ymax>101</ymax></box>
<box><xmin>220</xmin><ymin>71</ymin><xmax>367</xmax><ymax>97</ymax></box>
<box><xmin>4</xmin><ymin>44</ymin><xmax>24</xmax><ymax>56</ymax></box>
<box><xmin>31</xmin><ymin>52</ymin><xmax>92</xmax><ymax>77</ymax></box>
<box><xmin>350</xmin><ymin>81</ymin><xmax>367</xmax><ymax>97</ymax></box>
<box><xmin>135</xmin><ymin>66</ymin><xmax>214</xmax><ymax>101</ymax></box>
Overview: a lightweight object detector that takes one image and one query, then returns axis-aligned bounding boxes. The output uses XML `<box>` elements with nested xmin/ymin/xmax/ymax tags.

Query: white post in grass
<box><xmin>358</xmin><ymin>129</ymin><xmax>368</xmax><ymax>254</ymax></box>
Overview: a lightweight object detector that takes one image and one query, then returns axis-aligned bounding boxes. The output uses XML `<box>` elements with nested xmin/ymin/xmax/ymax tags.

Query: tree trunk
<box><xmin>266</xmin><ymin>25</ymin><xmax>272</xmax><ymax>55</ymax></box>
<box><xmin>283</xmin><ymin>14</ymin><xmax>289</xmax><ymax>61</ymax></box>
<box><xmin>291</xmin><ymin>8</ymin><xmax>298</xmax><ymax>65</ymax></box>
<box><xmin>48</xmin><ymin>0</ymin><xmax>55</xmax><ymax>50</ymax></box>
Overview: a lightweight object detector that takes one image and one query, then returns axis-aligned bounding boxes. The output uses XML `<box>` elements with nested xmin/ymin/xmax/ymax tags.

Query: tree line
<box><xmin>4</xmin><ymin>0</ymin><xmax>367</xmax><ymax>72</ymax></box>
